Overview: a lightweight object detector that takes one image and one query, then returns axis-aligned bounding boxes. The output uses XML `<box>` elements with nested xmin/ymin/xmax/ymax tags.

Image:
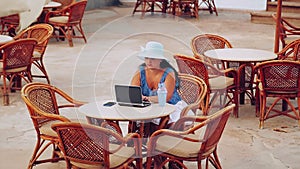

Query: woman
<box><xmin>131</xmin><ymin>41</ymin><xmax>185</xmax><ymax>132</ymax></box>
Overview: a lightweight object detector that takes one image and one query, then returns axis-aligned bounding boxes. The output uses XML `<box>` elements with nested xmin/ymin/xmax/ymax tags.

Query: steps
<box><xmin>250</xmin><ymin>0</ymin><xmax>300</xmax><ymax>25</ymax></box>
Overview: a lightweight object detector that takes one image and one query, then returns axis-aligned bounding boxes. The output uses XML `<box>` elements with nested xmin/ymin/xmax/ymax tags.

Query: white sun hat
<box><xmin>138</xmin><ymin>41</ymin><xmax>169</xmax><ymax>61</ymax></box>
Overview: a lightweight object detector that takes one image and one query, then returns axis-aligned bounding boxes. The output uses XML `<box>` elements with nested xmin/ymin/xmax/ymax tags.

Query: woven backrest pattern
<box><xmin>56</xmin><ymin>125</ymin><xmax>106</xmax><ymax>163</ymax></box>
<box><xmin>191</xmin><ymin>34</ymin><xmax>232</xmax><ymax>55</ymax></box>
<box><xmin>16</xmin><ymin>24</ymin><xmax>53</xmax><ymax>54</ymax></box>
<box><xmin>263</xmin><ymin>64</ymin><xmax>300</xmax><ymax>90</ymax></box>
<box><xmin>178</xmin><ymin>74</ymin><xmax>203</xmax><ymax>105</ymax></box>
<box><xmin>68</xmin><ymin>0</ymin><xmax>87</xmax><ymax>23</ymax></box>
<box><xmin>1</xmin><ymin>39</ymin><xmax>36</xmax><ymax>70</ymax></box>
<box><xmin>27</xmin><ymin>87</ymin><xmax>59</xmax><ymax>125</ymax></box>
<box><xmin>174</xmin><ymin>55</ymin><xmax>211</xmax><ymax>86</ymax></box>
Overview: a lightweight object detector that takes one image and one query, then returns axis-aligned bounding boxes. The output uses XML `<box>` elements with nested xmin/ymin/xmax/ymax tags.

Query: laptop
<box><xmin>114</xmin><ymin>85</ymin><xmax>151</xmax><ymax>107</ymax></box>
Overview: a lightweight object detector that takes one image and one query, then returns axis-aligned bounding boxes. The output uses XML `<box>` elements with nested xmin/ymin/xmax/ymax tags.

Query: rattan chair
<box><xmin>177</xmin><ymin>73</ymin><xmax>208</xmax><ymax>117</ymax></box>
<box><xmin>277</xmin><ymin>38</ymin><xmax>300</xmax><ymax>61</ymax></box>
<box><xmin>199</xmin><ymin>0</ymin><xmax>218</xmax><ymax>15</ymax></box>
<box><xmin>255</xmin><ymin>60</ymin><xmax>300</xmax><ymax>129</ymax></box>
<box><xmin>145</xmin><ymin>104</ymin><xmax>235</xmax><ymax>169</ymax></box>
<box><xmin>191</xmin><ymin>34</ymin><xmax>256</xmax><ymax>107</ymax></box>
<box><xmin>132</xmin><ymin>0</ymin><xmax>167</xmax><ymax>18</ymax></box>
<box><xmin>45</xmin><ymin>0</ymin><xmax>87</xmax><ymax>47</ymax></box>
<box><xmin>171</xmin><ymin>0</ymin><xmax>199</xmax><ymax>18</ymax></box>
<box><xmin>0</xmin><ymin>38</ymin><xmax>37</xmax><ymax>105</ymax></box>
<box><xmin>14</xmin><ymin>23</ymin><xmax>54</xmax><ymax>84</ymax></box>
<box><xmin>0</xmin><ymin>14</ymin><xmax>19</xmax><ymax>36</ymax></box>
<box><xmin>191</xmin><ymin>34</ymin><xmax>233</xmax><ymax>70</ymax></box>
<box><xmin>174</xmin><ymin>54</ymin><xmax>239</xmax><ymax>117</ymax></box>
<box><xmin>21</xmin><ymin>82</ymin><xmax>86</xmax><ymax>169</ymax></box>
<box><xmin>51</xmin><ymin>122</ymin><xmax>143</xmax><ymax>169</ymax></box>
<box><xmin>272</xmin><ymin>14</ymin><xmax>300</xmax><ymax>48</ymax></box>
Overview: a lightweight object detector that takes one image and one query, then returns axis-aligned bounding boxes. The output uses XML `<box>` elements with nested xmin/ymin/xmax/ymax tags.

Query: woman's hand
<box><xmin>143</xmin><ymin>95</ymin><xmax>158</xmax><ymax>103</ymax></box>
<box><xmin>142</xmin><ymin>95</ymin><xmax>150</xmax><ymax>102</ymax></box>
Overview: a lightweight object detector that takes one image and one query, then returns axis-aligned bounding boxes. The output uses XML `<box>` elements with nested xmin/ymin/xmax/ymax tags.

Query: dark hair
<box><xmin>140</xmin><ymin>60</ymin><xmax>180</xmax><ymax>87</ymax></box>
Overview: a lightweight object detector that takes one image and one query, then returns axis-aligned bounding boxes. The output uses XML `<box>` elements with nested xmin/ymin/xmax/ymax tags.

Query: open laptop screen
<box><xmin>115</xmin><ymin>85</ymin><xmax>143</xmax><ymax>104</ymax></box>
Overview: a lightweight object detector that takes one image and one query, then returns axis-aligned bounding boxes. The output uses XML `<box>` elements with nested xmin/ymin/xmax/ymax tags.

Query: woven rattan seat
<box><xmin>145</xmin><ymin>104</ymin><xmax>235</xmax><ymax>169</ymax></box>
<box><xmin>14</xmin><ymin>23</ymin><xmax>54</xmax><ymax>84</ymax></box>
<box><xmin>51</xmin><ymin>122</ymin><xmax>143</xmax><ymax>169</ymax></box>
<box><xmin>21</xmin><ymin>82</ymin><xmax>86</xmax><ymax>168</ymax></box>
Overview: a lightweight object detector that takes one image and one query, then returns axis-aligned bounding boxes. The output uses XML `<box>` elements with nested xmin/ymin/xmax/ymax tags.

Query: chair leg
<box><xmin>28</xmin><ymin>138</ymin><xmax>62</xmax><ymax>169</ymax></box>
<box><xmin>233</xmin><ymin>89</ymin><xmax>239</xmax><ymax>118</ymax></box>
<box><xmin>66</xmin><ymin>27</ymin><xmax>73</xmax><ymax>47</ymax></box>
<box><xmin>2</xmin><ymin>76</ymin><xmax>9</xmax><ymax>106</ymax></box>
<box><xmin>32</xmin><ymin>59</ymin><xmax>51</xmax><ymax>84</ymax></box>
<box><xmin>259</xmin><ymin>94</ymin><xmax>265</xmax><ymax>129</ymax></box>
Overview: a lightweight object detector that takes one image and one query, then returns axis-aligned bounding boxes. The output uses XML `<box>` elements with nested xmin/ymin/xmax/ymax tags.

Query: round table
<box><xmin>79</xmin><ymin>100</ymin><xmax>175</xmax><ymax>138</ymax></box>
<box><xmin>204</xmin><ymin>48</ymin><xmax>277</xmax><ymax>105</ymax></box>
<box><xmin>204</xmin><ymin>48</ymin><xmax>277</xmax><ymax>62</ymax></box>
<box><xmin>43</xmin><ymin>1</ymin><xmax>62</xmax><ymax>9</ymax></box>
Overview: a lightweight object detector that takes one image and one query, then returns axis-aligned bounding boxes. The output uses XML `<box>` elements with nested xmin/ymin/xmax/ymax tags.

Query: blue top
<box><xmin>139</xmin><ymin>66</ymin><xmax>181</xmax><ymax>105</ymax></box>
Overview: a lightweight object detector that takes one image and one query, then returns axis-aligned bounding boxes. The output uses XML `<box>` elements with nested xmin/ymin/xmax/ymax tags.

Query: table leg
<box><xmin>282</xmin><ymin>100</ymin><xmax>288</xmax><ymax>111</ymax></box>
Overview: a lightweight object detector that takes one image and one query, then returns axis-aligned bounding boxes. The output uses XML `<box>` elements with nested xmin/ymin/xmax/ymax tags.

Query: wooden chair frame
<box><xmin>132</xmin><ymin>0</ymin><xmax>168</xmax><ymax>18</ymax></box>
<box><xmin>14</xmin><ymin>23</ymin><xmax>54</xmax><ymax>84</ymax></box>
<box><xmin>174</xmin><ymin>54</ymin><xmax>239</xmax><ymax>117</ymax></box>
<box><xmin>272</xmin><ymin>14</ymin><xmax>300</xmax><ymax>48</ymax></box>
<box><xmin>191</xmin><ymin>34</ymin><xmax>233</xmax><ymax>70</ymax></box>
<box><xmin>45</xmin><ymin>0</ymin><xmax>87</xmax><ymax>47</ymax></box>
<box><xmin>177</xmin><ymin>73</ymin><xmax>208</xmax><ymax>116</ymax></box>
<box><xmin>51</xmin><ymin>122</ymin><xmax>143</xmax><ymax>169</ymax></box>
<box><xmin>21</xmin><ymin>82</ymin><xmax>86</xmax><ymax>168</ymax></box>
<box><xmin>0</xmin><ymin>38</ymin><xmax>37</xmax><ymax>105</ymax></box>
<box><xmin>277</xmin><ymin>38</ymin><xmax>300</xmax><ymax>61</ymax></box>
<box><xmin>198</xmin><ymin>0</ymin><xmax>218</xmax><ymax>15</ymax></box>
<box><xmin>172</xmin><ymin>0</ymin><xmax>199</xmax><ymax>18</ymax></box>
<box><xmin>255</xmin><ymin>60</ymin><xmax>300</xmax><ymax>129</ymax></box>
<box><xmin>145</xmin><ymin>104</ymin><xmax>235</xmax><ymax>169</ymax></box>
<box><xmin>0</xmin><ymin>14</ymin><xmax>19</xmax><ymax>36</ymax></box>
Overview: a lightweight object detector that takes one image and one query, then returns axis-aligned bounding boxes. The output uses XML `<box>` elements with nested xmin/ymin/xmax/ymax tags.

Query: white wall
<box><xmin>121</xmin><ymin>0</ymin><xmax>267</xmax><ymax>11</ymax></box>
<box><xmin>214</xmin><ymin>0</ymin><xmax>267</xmax><ymax>10</ymax></box>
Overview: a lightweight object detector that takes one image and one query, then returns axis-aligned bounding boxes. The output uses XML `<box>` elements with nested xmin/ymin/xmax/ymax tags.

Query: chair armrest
<box><xmin>45</xmin><ymin>9</ymin><xmax>69</xmax><ymax>21</ymax></box>
<box><xmin>222</xmin><ymin>68</ymin><xmax>238</xmax><ymax>78</ymax></box>
<box><xmin>282</xmin><ymin>18</ymin><xmax>300</xmax><ymax>31</ymax></box>
<box><xmin>170</xmin><ymin>115</ymin><xmax>208</xmax><ymax>131</ymax></box>
<box><xmin>32</xmin><ymin>111</ymin><xmax>71</xmax><ymax>122</ymax></box>
<box><xmin>53</xmin><ymin>86</ymin><xmax>87</xmax><ymax>108</ymax></box>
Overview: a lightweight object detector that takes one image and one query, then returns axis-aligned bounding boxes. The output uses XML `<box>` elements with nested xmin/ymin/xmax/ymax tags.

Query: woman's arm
<box><xmin>131</xmin><ymin>70</ymin><xmax>141</xmax><ymax>86</ymax></box>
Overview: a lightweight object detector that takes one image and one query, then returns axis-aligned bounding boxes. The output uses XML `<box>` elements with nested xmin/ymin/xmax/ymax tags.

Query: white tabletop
<box><xmin>44</xmin><ymin>1</ymin><xmax>61</xmax><ymax>8</ymax></box>
<box><xmin>204</xmin><ymin>48</ymin><xmax>277</xmax><ymax>62</ymax></box>
<box><xmin>79</xmin><ymin>100</ymin><xmax>176</xmax><ymax>121</ymax></box>
<box><xmin>0</xmin><ymin>35</ymin><xmax>13</xmax><ymax>45</ymax></box>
